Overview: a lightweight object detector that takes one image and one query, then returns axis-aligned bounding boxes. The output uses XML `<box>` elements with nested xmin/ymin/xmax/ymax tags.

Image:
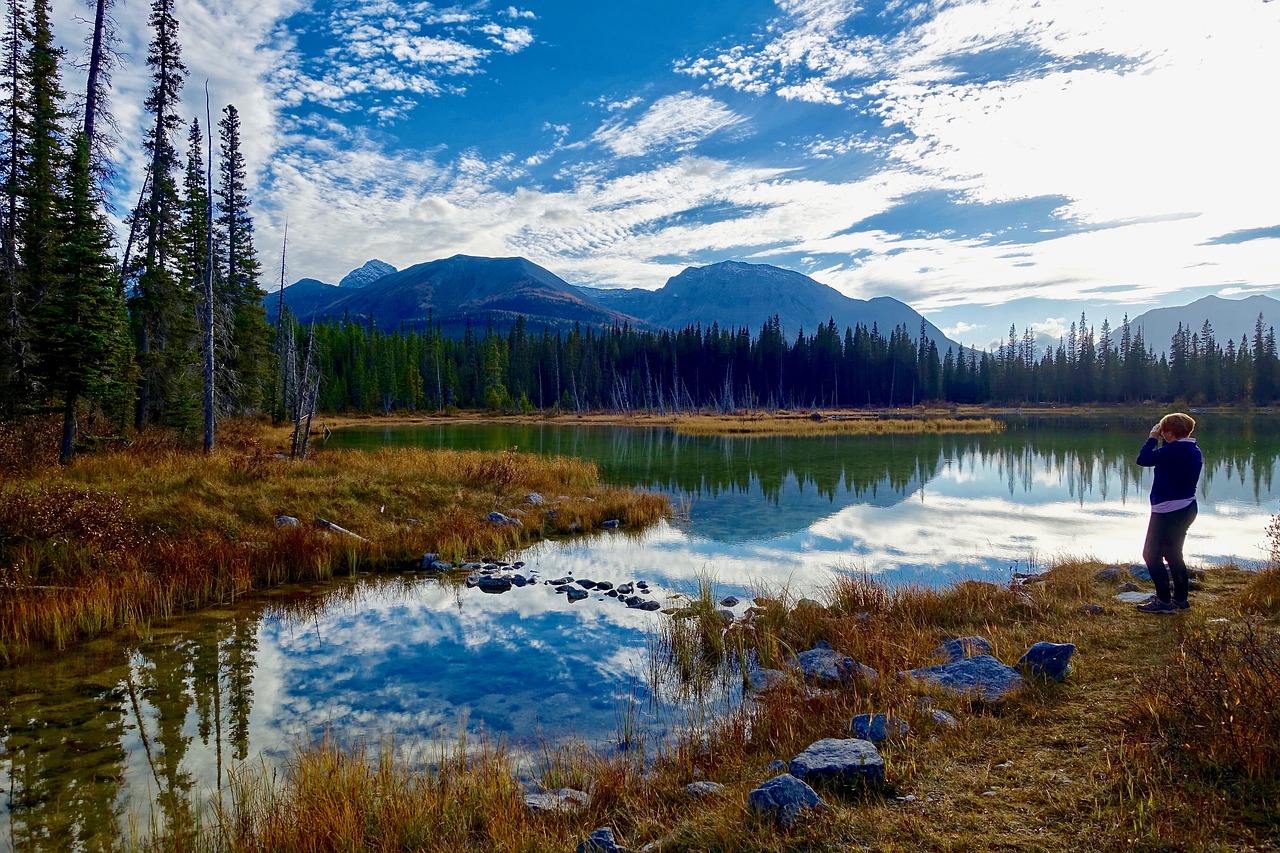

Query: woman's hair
<box><xmin>1160</xmin><ymin>412</ymin><xmax>1196</xmax><ymax>439</ymax></box>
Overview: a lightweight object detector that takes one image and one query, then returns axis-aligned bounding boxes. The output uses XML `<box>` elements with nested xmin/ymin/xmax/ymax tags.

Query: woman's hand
<box><xmin>1149</xmin><ymin>424</ymin><xmax>1162</xmax><ymax>439</ymax></box>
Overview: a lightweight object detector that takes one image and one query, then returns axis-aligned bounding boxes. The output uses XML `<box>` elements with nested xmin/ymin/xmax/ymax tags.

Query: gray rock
<box><xmin>526</xmin><ymin>493</ymin><xmax>544</xmax><ymax>506</ymax></box>
<box><xmin>793</xmin><ymin>645</ymin><xmax>878</xmax><ymax>686</ymax></box>
<box><xmin>486</xmin><ymin>511</ymin><xmax>522</xmax><ymax>527</ymax></box>
<box><xmin>638</xmin><ymin>600</ymin><xmax>661</xmax><ymax>611</ymax></box>
<box><xmin>617</xmin><ymin>583</ymin><xmax>634</xmax><ymax>595</ymax></box>
<box><xmin>720</xmin><ymin>596</ymin><xmax>740</xmax><ymax>607</ymax></box>
<box><xmin>927</xmin><ymin>708</ymin><xmax>961</xmax><ymax>728</ymax></box>
<box><xmin>849</xmin><ymin>713</ymin><xmax>909</xmax><ymax>743</ymax></box>
<box><xmin>577</xmin><ymin>579</ymin><xmax>598</xmax><ymax>589</ymax></box>
<box><xmin>549</xmin><ymin>576</ymin><xmax>574</xmax><ymax>585</ymax></box>
<box><xmin>465</xmin><ymin>574</ymin><xmax>480</xmax><ymax>588</ymax></box>
<box><xmin>745</xmin><ymin>668</ymin><xmax>789</xmax><ymax>693</ymax></box>
<box><xmin>685</xmin><ymin>781</ymin><xmax>725</xmax><ymax>797</ymax></box>
<box><xmin>524</xmin><ymin>788</ymin><xmax>589</xmax><ymax>813</ymax></box>
<box><xmin>275</xmin><ymin>515</ymin><xmax>300</xmax><ymax>527</ymax></box>
<box><xmin>577</xmin><ymin>826</ymin><xmax>621</xmax><ymax>853</ymax></box>
<box><xmin>595</xmin><ymin>580</ymin><xmax>614</xmax><ymax>591</ymax></box>
<box><xmin>898</xmin><ymin>654</ymin><xmax>1025</xmax><ymax>702</ymax></box>
<box><xmin>1116</xmin><ymin>581</ymin><xmax>1140</xmax><ymax>593</ymax></box>
<box><xmin>511</xmin><ymin>574</ymin><xmax>528</xmax><ymax>587</ymax></box>
<box><xmin>935</xmin><ymin>636</ymin><xmax>993</xmax><ymax>663</ymax></box>
<box><xmin>1129</xmin><ymin>563</ymin><xmax>1151</xmax><ymax>581</ymax></box>
<box><xmin>476</xmin><ymin>576</ymin><xmax>512</xmax><ymax>594</ymax></box>
<box><xmin>623</xmin><ymin>595</ymin><xmax>645</xmax><ymax>608</ymax></box>
<box><xmin>566</xmin><ymin>587</ymin><xmax>589</xmax><ymax>602</ymax></box>
<box><xmin>601</xmin><ymin>519</ymin><xmax>621</xmax><ymax>529</ymax></box>
<box><xmin>1015</xmin><ymin>642</ymin><xmax>1076</xmax><ymax>682</ymax></box>
<box><xmin>1114</xmin><ymin>590</ymin><xmax>1152</xmax><ymax>604</ymax></box>
<box><xmin>747</xmin><ymin>774</ymin><xmax>827</xmax><ymax>827</ymax></box>
<box><xmin>461</xmin><ymin>561</ymin><xmax>483</xmax><ymax>571</ymax></box>
<box><xmin>1094</xmin><ymin>565</ymin><xmax>1124</xmax><ymax>582</ymax></box>
<box><xmin>1079</xmin><ymin>603</ymin><xmax>1105</xmax><ymax>615</ymax></box>
<box><xmin>766</xmin><ymin>759</ymin><xmax>789</xmax><ymax>774</ymax></box>
<box><xmin>717</xmin><ymin>608</ymin><xmax>736</xmax><ymax>624</ymax></box>
<box><xmin>789</xmin><ymin>738</ymin><xmax>885</xmax><ymax>788</ymax></box>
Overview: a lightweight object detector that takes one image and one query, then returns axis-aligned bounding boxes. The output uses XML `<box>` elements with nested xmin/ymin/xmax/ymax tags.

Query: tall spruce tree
<box><xmin>214</xmin><ymin>103</ymin><xmax>269</xmax><ymax>414</ymax></box>
<box><xmin>0</xmin><ymin>0</ymin><xmax>27</xmax><ymax>410</ymax></box>
<box><xmin>128</xmin><ymin>0</ymin><xmax>190</xmax><ymax>428</ymax></box>
<box><xmin>37</xmin><ymin>132</ymin><xmax>132</xmax><ymax>462</ymax></box>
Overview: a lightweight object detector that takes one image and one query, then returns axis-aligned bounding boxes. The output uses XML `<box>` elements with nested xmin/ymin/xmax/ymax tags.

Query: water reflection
<box><xmin>6</xmin><ymin>416</ymin><xmax>1280</xmax><ymax>850</ymax></box>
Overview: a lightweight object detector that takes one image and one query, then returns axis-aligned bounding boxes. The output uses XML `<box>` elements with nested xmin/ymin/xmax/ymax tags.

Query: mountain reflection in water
<box><xmin>4</xmin><ymin>415</ymin><xmax>1279</xmax><ymax>850</ymax></box>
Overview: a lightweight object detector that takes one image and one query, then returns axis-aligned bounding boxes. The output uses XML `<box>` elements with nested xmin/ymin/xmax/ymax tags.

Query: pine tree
<box><xmin>0</xmin><ymin>0</ymin><xmax>28</xmax><ymax>409</ymax></box>
<box><xmin>128</xmin><ymin>0</ymin><xmax>190</xmax><ymax>428</ymax></box>
<box><xmin>36</xmin><ymin>133</ymin><xmax>132</xmax><ymax>462</ymax></box>
<box><xmin>215</xmin><ymin>103</ymin><xmax>270</xmax><ymax>414</ymax></box>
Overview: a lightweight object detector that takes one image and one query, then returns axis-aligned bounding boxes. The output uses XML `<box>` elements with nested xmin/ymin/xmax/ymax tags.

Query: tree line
<box><xmin>306</xmin><ymin>310</ymin><xmax>1280</xmax><ymax>415</ymax></box>
<box><xmin>0</xmin><ymin>0</ymin><xmax>272</xmax><ymax>461</ymax></box>
<box><xmin>3</xmin><ymin>2</ymin><xmax>1277</xmax><ymax>459</ymax></box>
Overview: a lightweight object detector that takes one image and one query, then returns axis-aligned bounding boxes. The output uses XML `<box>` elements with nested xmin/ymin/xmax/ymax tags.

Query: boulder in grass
<box><xmin>1094</xmin><ymin>565</ymin><xmax>1125</xmax><ymax>582</ymax></box>
<box><xmin>849</xmin><ymin>713</ymin><xmax>909</xmax><ymax>743</ymax></box>
<box><xmin>935</xmin><ymin>636</ymin><xmax>993</xmax><ymax>663</ymax></box>
<box><xmin>1015</xmin><ymin>642</ymin><xmax>1076</xmax><ymax>682</ymax></box>
<box><xmin>747</xmin><ymin>774</ymin><xmax>828</xmax><ymax>827</ymax></box>
<box><xmin>275</xmin><ymin>515</ymin><xmax>300</xmax><ymax>527</ymax></box>
<box><xmin>576</xmin><ymin>827</ymin><xmax>622</xmax><ymax>853</ymax></box>
<box><xmin>789</xmin><ymin>738</ymin><xmax>885</xmax><ymax>789</ymax></box>
<box><xmin>686</xmin><ymin>781</ymin><xmax>725</xmax><ymax>797</ymax></box>
<box><xmin>745</xmin><ymin>668</ymin><xmax>789</xmax><ymax>693</ymax></box>
<box><xmin>792</xmin><ymin>642</ymin><xmax>878</xmax><ymax>686</ymax></box>
<box><xmin>524</xmin><ymin>788</ymin><xmax>589</xmax><ymax>813</ymax></box>
<box><xmin>898</xmin><ymin>655</ymin><xmax>1024</xmax><ymax>703</ymax></box>
<box><xmin>1129</xmin><ymin>563</ymin><xmax>1152</xmax><ymax>581</ymax></box>
<box><xmin>526</xmin><ymin>493</ymin><xmax>544</xmax><ymax>506</ymax></box>
<box><xmin>486</xmin><ymin>511</ymin><xmax>522</xmax><ymax>527</ymax></box>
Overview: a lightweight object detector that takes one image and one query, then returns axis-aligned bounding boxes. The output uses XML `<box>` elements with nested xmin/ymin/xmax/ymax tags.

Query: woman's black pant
<box><xmin>1142</xmin><ymin>502</ymin><xmax>1197</xmax><ymax>603</ymax></box>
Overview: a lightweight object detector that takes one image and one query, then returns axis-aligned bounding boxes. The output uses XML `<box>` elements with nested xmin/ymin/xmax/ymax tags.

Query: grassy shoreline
<box><xmin>152</xmin><ymin>558</ymin><xmax>1280</xmax><ymax>852</ymax></box>
<box><xmin>0</xmin><ymin>419</ymin><xmax>667</xmax><ymax>664</ymax></box>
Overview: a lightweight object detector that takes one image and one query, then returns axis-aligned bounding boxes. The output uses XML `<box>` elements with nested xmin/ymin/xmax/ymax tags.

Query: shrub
<box><xmin>1135</xmin><ymin>617</ymin><xmax>1280</xmax><ymax>781</ymax></box>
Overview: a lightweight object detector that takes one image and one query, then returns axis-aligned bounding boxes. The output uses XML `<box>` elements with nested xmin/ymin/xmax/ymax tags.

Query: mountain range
<box><xmin>265</xmin><ymin>254</ymin><xmax>1280</xmax><ymax>357</ymax></box>
<box><xmin>266</xmin><ymin>255</ymin><xmax>962</xmax><ymax>352</ymax></box>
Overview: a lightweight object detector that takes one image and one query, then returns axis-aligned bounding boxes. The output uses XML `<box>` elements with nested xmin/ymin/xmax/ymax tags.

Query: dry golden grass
<box><xmin>670</xmin><ymin>412</ymin><xmax>1005</xmax><ymax>437</ymax></box>
<box><xmin>155</xmin><ymin>558</ymin><xmax>1280</xmax><ymax>853</ymax></box>
<box><xmin>0</xmin><ymin>419</ymin><xmax>667</xmax><ymax>663</ymax></box>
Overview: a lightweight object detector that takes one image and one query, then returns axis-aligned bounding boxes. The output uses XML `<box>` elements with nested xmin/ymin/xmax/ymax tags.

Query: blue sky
<box><xmin>55</xmin><ymin>0</ymin><xmax>1280</xmax><ymax>349</ymax></box>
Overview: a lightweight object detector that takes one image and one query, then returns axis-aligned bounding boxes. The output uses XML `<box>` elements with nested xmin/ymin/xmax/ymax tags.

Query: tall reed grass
<box><xmin>0</xmin><ymin>421</ymin><xmax>668</xmax><ymax>664</ymax></box>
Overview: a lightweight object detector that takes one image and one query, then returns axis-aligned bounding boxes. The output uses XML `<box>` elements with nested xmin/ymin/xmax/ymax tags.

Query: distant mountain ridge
<box><xmin>1129</xmin><ymin>294</ymin><xmax>1280</xmax><ymax>355</ymax></box>
<box><xmin>339</xmin><ymin>259</ymin><xmax>397</xmax><ymax>288</ymax></box>
<box><xmin>578</xmin><ymin>261</ymin><xmax>958</xmax><ymax>352</ymax></box>
<box><xmin>269</xmin><ymin>255</ymin><xmax>960</xmax><ymax>352</ymax></box>
<box><xmin>268</xmin><ymin>254</ymin><xmax>641</xmax><ymax>335</ymax></box>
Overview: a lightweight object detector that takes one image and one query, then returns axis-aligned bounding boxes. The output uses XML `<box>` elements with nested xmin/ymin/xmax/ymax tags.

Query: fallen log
<box><xmin>315</xmin><ymin>517</ymin><xmax>369</xmax><ymax>543</ymax></box>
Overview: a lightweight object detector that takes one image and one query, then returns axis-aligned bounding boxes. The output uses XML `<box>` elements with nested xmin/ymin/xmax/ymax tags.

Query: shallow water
<box><xmin>4</xmin><ymin>414</ymin><xmax>1278</xmax><ymax>850</ymax></box>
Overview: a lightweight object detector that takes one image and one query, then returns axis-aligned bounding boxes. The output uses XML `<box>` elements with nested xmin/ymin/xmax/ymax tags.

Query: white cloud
<box><xmin>591</xmin><ymin>94</ymin><xmax>748</xmax><ymax>158</ymax></box>
<box><xmin>943</xmin><ymin>320</ymin><xmax>980</xmax><ymax>337</ymax></box>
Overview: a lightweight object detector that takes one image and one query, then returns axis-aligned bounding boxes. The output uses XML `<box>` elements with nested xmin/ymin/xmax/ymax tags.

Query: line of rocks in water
<box><xmin>558</xmin><ymin>632</ymin><xmax>1077</xmax><ymax>850</ymax></box>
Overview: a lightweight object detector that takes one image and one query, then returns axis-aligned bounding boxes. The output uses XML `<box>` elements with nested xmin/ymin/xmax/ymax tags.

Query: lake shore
<box><xmin>300</xmin><ymin>402</ymin><xmax>1278</xmax><ymax>438</ymax></box>
<box><xmin>0</xmin><ymin>418</ymin><xmax>667</xmax><ymax>664</ymax></box>
<box><xmin>148</xmin><ymin>557</ymin><xmax>1280</xmax><ymax>852</ymax></box>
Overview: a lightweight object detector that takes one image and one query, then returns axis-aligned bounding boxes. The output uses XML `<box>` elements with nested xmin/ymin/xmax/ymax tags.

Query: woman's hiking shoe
<box><xmin>1136</xmin><ymin>599</ymin><xmax>1176</xmax><ymax>615</ymax></box>
<box><xmin>1172</xmin><ymin>599</ymin><xmax>1190</xmax><ymax>610</ymax></box>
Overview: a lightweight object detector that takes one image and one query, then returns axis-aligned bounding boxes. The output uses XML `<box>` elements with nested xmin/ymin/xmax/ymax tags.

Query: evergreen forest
<box><xmin>2</xmin><ymin>0</ymin><xmax>1278</xmax><ymax>463</ymax></box>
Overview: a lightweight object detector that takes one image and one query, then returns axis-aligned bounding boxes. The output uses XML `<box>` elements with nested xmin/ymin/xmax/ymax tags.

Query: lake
<box><xmin>3</xmin><ymin>414</ymin><xmax>1278</xmax><ymax>849</ymax></box>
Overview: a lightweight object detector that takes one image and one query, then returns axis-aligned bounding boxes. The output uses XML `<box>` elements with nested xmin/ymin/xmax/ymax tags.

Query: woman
<box><xmin>1134</xmin><ymin>412</ymin><xmax>1202</xmax><ymax>615</ymax></box>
